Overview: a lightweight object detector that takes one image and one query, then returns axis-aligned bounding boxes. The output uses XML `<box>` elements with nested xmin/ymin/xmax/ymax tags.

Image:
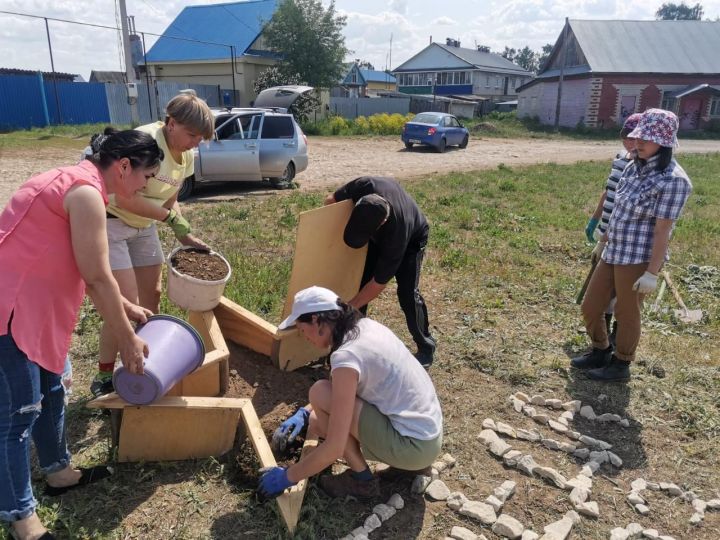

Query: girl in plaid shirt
<box><xmin>572</xmin><ymin>109</ymin><xmax>692</xmax><ymax>381</ymax></box>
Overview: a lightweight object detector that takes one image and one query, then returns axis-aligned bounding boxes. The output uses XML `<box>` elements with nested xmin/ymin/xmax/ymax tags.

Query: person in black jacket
<box><xmin>324</xmin><ymin>176</ymin><xmax>436</xmax><ymax>367</ymax></box>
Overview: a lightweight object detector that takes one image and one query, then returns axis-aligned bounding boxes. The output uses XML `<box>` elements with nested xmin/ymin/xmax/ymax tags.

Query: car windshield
<box><xmin>412</xmin><ymin>113</ymin><xmax>441</xmax><ymax>124</ymax></box>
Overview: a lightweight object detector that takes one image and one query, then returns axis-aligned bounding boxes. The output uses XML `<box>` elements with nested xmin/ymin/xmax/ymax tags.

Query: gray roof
<box><xmin>89</xmin><ymin>70</ymin><xmax>127</xmax><ymax>83</ymax></box>
<box><xmin>436</xmin><ymin>44</ymin><xmax>531</xmax><ymax>75</ymax></box>
<box><xmin>569</xmin><ymin>19</ymin><xmax>720</xmax><ymax>74</ymax></box>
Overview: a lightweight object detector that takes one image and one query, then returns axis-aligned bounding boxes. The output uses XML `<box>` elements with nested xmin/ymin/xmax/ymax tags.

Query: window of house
<box><xmin>486</xmin><ymin>75</ymin><xmax>490</xmax><ymax>88</ymax></box>
<box><xmin>711</xmin><ymin>97</ymin><xmax>720</xmax><ymax>116</ymax></box>
<box><xmin>496</xmin><ymin>77</ymin><xmax>501</xmax><ymax>88</ymax></box>
<box><xmin>661</xmin><ymin>91</ymin><xmax>677</xmax><ymax>112</ymax></box>
<box><xmin>350</xmin><ymin>71</ymin><xmax>357</xmax><ymax>83</ymax></box>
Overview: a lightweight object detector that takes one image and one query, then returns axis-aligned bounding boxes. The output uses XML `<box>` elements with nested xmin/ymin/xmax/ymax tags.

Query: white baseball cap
<box><xmin>278</xmin><ymin>286</ymin><xmax>340</xmax><ymax>330</ymax></box>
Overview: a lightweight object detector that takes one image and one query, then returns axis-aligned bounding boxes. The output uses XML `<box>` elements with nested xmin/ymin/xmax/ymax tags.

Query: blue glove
<box><xmin>277</xmin><ymin>408</ymin><xmax>309</xmax><ymax>441</ymax></box>
<box><xmin>585</xmin><ymin>217</ymin><xmax>599</xmax><ymax>243</ymax></box>
<box><xmin>258</xmin><ymin>466</ymin><xmax>296</xmax><ymax>499</ymax></box>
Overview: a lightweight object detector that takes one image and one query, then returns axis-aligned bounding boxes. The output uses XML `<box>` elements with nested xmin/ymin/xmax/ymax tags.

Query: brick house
<box><xmin>517</xmin><ymin>19</ymin><xmax>720</xmax><ymax>130</ymax></box>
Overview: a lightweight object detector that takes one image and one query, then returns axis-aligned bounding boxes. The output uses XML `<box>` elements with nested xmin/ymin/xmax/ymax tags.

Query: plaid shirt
<box><xmin>603</xmin><ymin>155</ymin><xmax>692</xmax><ymax>265</ymax></box>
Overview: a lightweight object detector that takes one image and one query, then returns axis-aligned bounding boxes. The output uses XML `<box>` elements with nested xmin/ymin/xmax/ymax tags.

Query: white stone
<box><xmin>512</xmin><ymin>397</ymin><xmax>525</xmax><ymax>413</ymax></box>
<box><xmin>459</xmin><ymin>501</ymin><xmax>497</xmax><ymax>525</ymax></box>
<box><xmin>478</xmin><ymin>429</ymin><xmax>500</xmax><ymax>445</ymax></box>
<box><xmin>494</xmin><ymin>480</ymin><xmax>516</xmax><ymax>503</ymax></box>
<box><xmin>497</xmin><ymin>421</ymin><xmax>518</xmax><ymax>438</ymax></box>
<box><xmin>545</xmin><ymin>398</ymin><xmax>563</xmax><ymax>409</ymax></box>
<box><xmin>562</xmin><ymin>400</ymin><xmax>582</xmax><ymax>412</ymax></box>
<box><xmin>558</xmin><ymin>442</ymin><xmax>577</xmax><ymax>453</ymax></box>
<box><xmin>620</xmin><ymin>418</ymin><xmax>630</xmax><ymax>427</ymax></box>
<box><xmin>530</xmin><ymin>395</ymin><xmax>546</xmax><ymax>406</ymax></box>
<box><xmin>706</xmin><ymin>498</ymin><xmax>720</xmax><ymax>509</ymax></box>
<box><xmin>372</xmin><ymin>503</ymin><xmax>396</xmax><ymax>522</ymax></box>
<box><xmin>532</xmin><ymin>413</ymin><xmax>551</xmax><ymax>425</ymax></box>
<box><xmin>516</xmin><ymin>454</ymin><xmax>538</xmax><ymax>476</ymax></box>
<box><xmin>411</xmin><ymin>475</ymin><xmax>431</xmax><ymax>494</ymax></box>
<box><xmin>576</xmin><ymin>501</ymin><xmax>599</xmax><ymax>518</ymax></box>
<box><xmin>449</xmin><ymin>525</ymin><xmax>478</xmax><ymax>540</ymax></box>
<box><xmin>446</xmin><ymin>491</ymin><xmax>469</xmax><ymax>511</ymax></box>
<box><xmin>642</xmin><ymin>529</ymin><xmax>659</xmax><ymax>539</ymax></box>
<box><xmin>489</xmin><ymin>439</ymin><xmax>513</xmax><ymax>457</ymax></box>
<box><xmin>565</xmin><ymin>475</ymin><xmax>593</xmax><ymax>491</ymax></box>
<box><xmin>556</xmin><ymin>416</ymin><xmax>569</xmax><ymax>427</ymax></box>
<box><xmin>540</xmin><ymin>517</ymin><xmax>574</xmax><ymax>540</ymax></box>
<box><xmin>522</xmin><ymin>531</ymin><xmax>540</xmax><ymax>540</ymax></box>
<box><xmin>516</xmin><ymin>429</ymin><xmax>542</xmax><ymax>442</ymax></box>
<box><xmin>565</xmin><ymin>509</ymin><xmax>580</xmax><ymax>525</ymax></box>
<box><xmin>426</xmin><ymin>479</ymin><xmax>451</xmax><ymax>501</ymax></box>
<box><xmin>630</xmin><ymin>478</ymin><xmax>647</xmax><ymax>492</ymax></box>
<box><xmin>492</xmin><ymin>514</ymin><xmax>525</xmax><ymax>539</ymax></box>
<box><xmin>681</xmin><ymin>490</ymin><xmax>697</xmax><ymax>502</ymax></box>
<box><xmin>560</xmin><ymin>410</ymin><xmax>574</xmax><ymax>421</ymax></box>
<box><xmin>608</xmin><ymin>451</ymin><xmax>623</xmax><ymax>467</ymax></box>
<box><xmin>660</xmin><ymin>483</ymin><xmax>683</xmax><ymax>496</ymax></box>
<box><xmin>431</xmin><ymin>467</ymin><xmax>440</xmax><ymax>480</ymax></box>
<box><xmin>441</xmin><ymin>453</ymin><xmax>456</xmax><ymax>467</ymax></box>
<box><xmin>658</xmin><ymin>537</ymin><xmax>676</xmax><ymax>540</ymax></box>
<box><xmin>589</xmin><ymin>450</ymin><xmax>608</xmax><ymax>464</ymax></box>
<box><xmin>387</xmin><ymin>493</ymin><xmax>404</xmax><ymax>509</ymax></box>
<box><xmin>350</xmin><ymin>526</ymin><xmax>368</xmax><ymax>538</ymax></box>
<box><xmin>635</xmin><ymin>504</ymin><xmax>650</xmax><ymax>515</ymax></box>
<box><xmin>535</xmin><ymin>467</ymin><xmax>567</xmax><ymax>488</ymax></box>
<box><xmin>514</xmin><ymin>392</ymin><xmax>530</xmax><ymax>403</ymax></box>
<box><xmin>432</xmin><ymin>460</ymin><xmax>448</xmax><ymax>473</ymax></box>
<box><xmin>578</xmin><ymin>435</ymin><xmax>598</xmax><ymax>447</ymax></box>
<box><xmin>339</xmin><ymin>535</ymin><xmax>354</xmax><ymax>540</ymax></box>
<box><xmin>626</xmin><ymin>523</ymin><xmax>643</xmax><ymax>538</ymax></box>
<box><xmin>363</xmin><ymin>513</ymin><xmax>381</xmax><ymax>531</ymax></box>
<box><xmin>627</xmin><ymin>492</ymin><xmax>645</xmax><ymax>505</ymax></box>
<box><xmin>689</xmin><ymin>512</ymin><xmax>704</xmax><ymax>524</ymax></box>
<box><xmin>569</xmin><ymin>487</ymin><xmax>589</xmax><ymax>506</ymax></box>
<box><xmin>573</xmin><ymin>448</ymin><xmax>590</xmax><ymax>459</ymax></box>
<box><xmin>522</xmin><ymin>405</ymin><xmax>537</xmax><ymax>417</ymax></box>
<box><xmin>566</xmin><ymin>430</ymin><xmax>581</xmax><ymax>440</ymax></box>
<box><xmin>482</xmin><ymin>418</ymin><xmax>498</xmax><ymax>430</ymax></box>
<box><xmin>645</xmin><ymin>481</ymin><xmax>661</xmax><ymax>490</ymax></box>
<box><xmin>485</xmin><ymin>494</ymin><xmax>504</xmax><ymax>512</ymax></box>
<box><xmin>503</xmin><ymin>450</ymin><xmax>524</xmax><ymax>467</ymax></box>
<box><xmin>548</xmin><ymin>420</ymin><xmax>569</xmax><ymax>434</ymax></box>
<box><xmin>353</xmin><ymin>534</ymin><xmax>368</xmax><ymax>540</ymax></box>
<box><xmin>596</xmin><ymin>412</ymin><xmax>621</xmax><ymax>423</ymax></box>
<box><xmin>610</xmin><ymin>527</ymin><xmax>630</xmax><ymax>540</ymax></box>
<box><xmin>579</xmin><ymin>405</ymin><xmax>596</xmax><ymax>420</ymax></box>
<box><xmin>691</xmin><ymin>499</ymin><xmax>706</xmax><ymax>513</ymax></box>
<box><xmin>542</xmin><ymin>438</ymin><xmax>562</xmax><ymax>451</ymax></box>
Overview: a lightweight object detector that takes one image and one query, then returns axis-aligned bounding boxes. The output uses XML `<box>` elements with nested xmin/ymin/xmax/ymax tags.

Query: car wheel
<box><xmin>436</xmin><ymin>138</ymin><xmax>446</xmax><ymax>153</ymax></box>
<box><xmin>459</xmin><ymin>135</ymin><xmax>469</xmax><ymax>149</ymax></box>
<box><xmin>404</xmin><ymin>142</ymin><xmax>414</xmax><ymax>150</ymax></box>
<box><xmin>269</xmin><ymin>162</ymin><xmax>296</xmax><ymax>189</ymax></box>
<box><xmin>177</xmin><ymin>175</ymin><xmax>195</xmax><ymax>201</ymax></box>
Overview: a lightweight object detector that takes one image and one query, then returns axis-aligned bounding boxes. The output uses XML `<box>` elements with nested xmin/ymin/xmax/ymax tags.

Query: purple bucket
<box><xmin>113</xmin><ymin>315</ymin><xmax>205</xmax><ymax>405</ymax></box>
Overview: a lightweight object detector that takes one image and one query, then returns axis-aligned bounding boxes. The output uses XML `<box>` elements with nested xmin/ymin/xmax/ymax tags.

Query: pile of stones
<box><xmin>609</xmin><ymin>522</ymin><xmax>676</xmax><ymax>540</ymax></box>
<box><xmin>626</xmin><ymin>477</ymin><xmax>720</xmax><ymax>524</ymax></box>
<box><xmin>339</xmin><ymin>493</ymin><xmax>405</xmax><ymax>540</ymax></box>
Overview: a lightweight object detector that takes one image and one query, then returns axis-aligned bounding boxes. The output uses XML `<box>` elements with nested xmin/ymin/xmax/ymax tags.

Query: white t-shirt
<box><xmin>331</xmin><ymin>318</ymin><xmax>443</xmax><ymax>440</ymax></box>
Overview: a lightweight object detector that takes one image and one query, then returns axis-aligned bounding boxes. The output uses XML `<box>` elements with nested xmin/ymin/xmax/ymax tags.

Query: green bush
<box><xmin>302</xmin><ymin>112</ymin><xmax>414</xmax><ymax>136</ymax></box>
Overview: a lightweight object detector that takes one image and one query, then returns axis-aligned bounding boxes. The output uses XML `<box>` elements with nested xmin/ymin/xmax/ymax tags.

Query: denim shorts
<box><xmin>106</xmin><ymin>218</ymin><xmax>164</xmax><ymax>270</ymax></box>
<box><xmin>358</xmin><ymin>402</ymin><xmax>442</xmax><ymax>470</ymax></box>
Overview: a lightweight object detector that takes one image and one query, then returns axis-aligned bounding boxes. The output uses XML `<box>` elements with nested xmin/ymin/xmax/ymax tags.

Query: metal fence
<box><xmin>329</xmin><ymin>97</ymin><xmax>410</xmax><ymax>119</ymax></box>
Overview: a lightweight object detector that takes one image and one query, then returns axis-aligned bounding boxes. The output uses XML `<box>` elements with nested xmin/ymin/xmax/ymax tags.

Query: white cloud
<box><xmin>389</xmin><ymin>0</ymin><xmax>409</xmax><ymax>15</ymax></box>
<box><xmin>432</xmin><ymin>16</ymin><xmax>457</xmax><ymax>26</ymax></box>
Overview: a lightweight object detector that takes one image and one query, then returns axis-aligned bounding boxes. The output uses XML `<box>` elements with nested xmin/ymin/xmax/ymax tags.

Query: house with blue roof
<box><xmin>144</xmin><ymin>0</ymin><xmax>280</xmax><ymax>106</ymax></box>
<box><xmin>332</xmin><ymin>63</ymin><xmax>397</xmax><ymax>97</ymax></box>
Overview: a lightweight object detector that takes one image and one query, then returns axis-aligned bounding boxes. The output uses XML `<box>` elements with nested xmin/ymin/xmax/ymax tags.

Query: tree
<box><xmin>514</xmin><ymin>46</ymin><xmax>537</xmax><ymax>72</ymax></box>
<box><xmin>655</xmin><ymin>2</ymin><xmax>704</xmax><ymax>19</ymax></box>
<box><xmin>501</xmin><ymin>47</ymin><xmax>517</xmax><ymax>62</ymax></box>
<box><xmin>252</xmin><ymin>66</ymin><xmax>319</xmax><ymax>123</ymax></box>
<box><xmin>537</xmin><ymin>43</ymin><xmax>554</xmax><ymax>72</ymax></box>
<box><xmin>262</xmin><ymin>0</ymin><xmax>349</xmax><ymax>89</ymax></box>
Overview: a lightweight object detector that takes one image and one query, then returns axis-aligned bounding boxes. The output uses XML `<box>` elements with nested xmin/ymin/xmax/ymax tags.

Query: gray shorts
<box><xmin>106</xmin><ymin>218</ymin><xmax>165</xmax><ymax>270</ymax></box>
<box><xmin>358</xmin><ymin>402</ymin><xmax>442</xmax><ymax>470</ymax></box>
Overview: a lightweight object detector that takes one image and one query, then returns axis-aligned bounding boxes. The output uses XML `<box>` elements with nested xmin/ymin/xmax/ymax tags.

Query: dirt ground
<box><xmin>3</xmin><ymin>136</ymin><xmax>720</xmax><ymax>205</ymax></box>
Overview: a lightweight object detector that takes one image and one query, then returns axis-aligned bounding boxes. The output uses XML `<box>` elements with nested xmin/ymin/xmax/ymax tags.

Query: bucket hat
<box><xmin>622</xmin><ymin>113</ymin><xmax>643</xmax><ymax>133</ymax></box>
<box><xmin>628</xmin><ymin>108</ymin><xmax>679</xmax><ymax>148</ymax></box>
<box><xmin>343</xmin><ymin>194</ymin><xmax>390</xmax><ymax>249</ymax></box>
<box><xmin>278</xmin><ymin>286</ymin><xmax>340</xmax><ymax>329</ymax></box>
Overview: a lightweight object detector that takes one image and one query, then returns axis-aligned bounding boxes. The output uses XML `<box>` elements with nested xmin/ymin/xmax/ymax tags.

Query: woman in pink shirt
<box><xmin>0</xmin><ymin>130</ymin><xmax>163</xmax><ymax>540</ymax></box>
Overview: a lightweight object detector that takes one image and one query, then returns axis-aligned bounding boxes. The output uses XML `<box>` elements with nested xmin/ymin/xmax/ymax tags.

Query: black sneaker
<box><xmin>587</xmin><ymin>355</ymin><xmax>631</xmax><ymax>382</ymax></box>
<box><xmin>571</xmin><ymin>346</ymin><xmax>612</xmax><ymax>370</ymax></box>
<box><xmin>90</xmin><ymin>377</ymin><xmax>114</xmax><ymax>397</ymax></box>
<box><xmin>414</xmin><ymin>349</ymin><xmax>434</xmax><ymax>369</ymax></box>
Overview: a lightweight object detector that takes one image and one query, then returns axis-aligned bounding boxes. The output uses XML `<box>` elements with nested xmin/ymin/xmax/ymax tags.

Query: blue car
<box><xmin>401</xmin><ymin>112</ymin><xmax>470</xmax><ymax>153</ymax></box>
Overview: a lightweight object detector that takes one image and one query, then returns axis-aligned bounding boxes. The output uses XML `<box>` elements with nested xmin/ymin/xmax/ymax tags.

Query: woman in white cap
<box><xmin>258</xmin><ymin>286</ymin><xmax>443</xmax><ymax>500</ymax></box>
<box><xmin>572</xmin><ymin>108</ymin><xmax>692</xmax><ymax>381</ymax></box>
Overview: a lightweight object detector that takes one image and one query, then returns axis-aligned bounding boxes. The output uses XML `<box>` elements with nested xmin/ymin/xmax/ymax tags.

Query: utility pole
<box><xmin>118</xmin><ymin>0</ymin><xmax>139</xmax><ymax>125</ymax></box>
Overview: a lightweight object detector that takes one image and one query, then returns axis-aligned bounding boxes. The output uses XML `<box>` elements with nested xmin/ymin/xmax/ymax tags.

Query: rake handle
<box><xmin>661</xmin><ymin>270</ymin><xmax>688</xmax><ymax>311</ymax></box>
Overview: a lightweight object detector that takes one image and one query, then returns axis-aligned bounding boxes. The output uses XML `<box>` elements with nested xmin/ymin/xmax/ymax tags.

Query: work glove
<box><xmin>258</xmin><ymin>466</ymin><xmax>296</xmax><ymax>500</ymax></box>
<box><xmin>632</xmin><ymin>271</ymin><xmax>658</xmax><ymax>294</ymax></box>
<box><xmin>271</xmin><ymin>408</ymin><xmax>309</xmax><ymax>455</ymax></box>
<box><xmin>590</xmin><ymin>240</ymin><xmax>606</xmax><ymax>265</ymax></box>
<box><xmin>585</xmin><ymin>217</ymin><xmax>599</xmax><ymax>243</ymax></box>
<box><xmin>164</xmin><ymin>209</ymin><xmax>191</xmax><ymax>239</ymax></box>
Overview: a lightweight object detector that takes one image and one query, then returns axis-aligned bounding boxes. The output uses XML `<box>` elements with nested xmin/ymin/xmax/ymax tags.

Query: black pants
<box><xmin>360</xmin><ymin>240</ymin><xmax>436</xmax><ymax>355</ymax></box>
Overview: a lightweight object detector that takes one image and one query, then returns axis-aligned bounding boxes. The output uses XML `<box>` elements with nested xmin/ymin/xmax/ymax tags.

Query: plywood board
<box><xmin>271</xmin><ymin>328</ymin><xmax>329</xmax><ymax>371</ymax></box>
<box><xmin>88</xmin><ymin>394</ymin><xmax>248</xmax><ymax>410</ymax></box>
<box><xmin>281</xmin><ymin>200</ymin><xmax>367</xmax><ymax>318</ymax></box>
<box><xmin>214</xmin><ymin>296</ymin><xmax>276</xmax><ymax>357</ymax></box>
<box><xmin>118</xmin><ymin>406</ymin><xmax>241</xmax><ymax>462</ymax></box>
<box><xmin>189</xmin><ymin>310</ymin><xmax>230</xmax><ymax>392</ymax></box>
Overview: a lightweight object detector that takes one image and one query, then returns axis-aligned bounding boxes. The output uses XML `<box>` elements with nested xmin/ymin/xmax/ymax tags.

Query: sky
<box><xmin>1</xmin><ymin>0</ymin><xmax>720</xmax><ymax>80</ymax></box>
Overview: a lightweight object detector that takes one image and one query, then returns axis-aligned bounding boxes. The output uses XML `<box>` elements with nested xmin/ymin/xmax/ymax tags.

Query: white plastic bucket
<box><xmin>166</xmin><ymin>246</ymin><xmax>231</xmax><ymax>311</ymax></box>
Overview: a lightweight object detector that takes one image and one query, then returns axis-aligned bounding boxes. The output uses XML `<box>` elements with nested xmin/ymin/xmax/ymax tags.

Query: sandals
<box><xmin>44</xmin><ymin>466</ymin><xmax>114</xmax><ymax>497</ymax></box>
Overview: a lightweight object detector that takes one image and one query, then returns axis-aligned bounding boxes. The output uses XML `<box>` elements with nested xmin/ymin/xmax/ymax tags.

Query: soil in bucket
<box><xmin>170</xmin><ymin>248</ymin><xmax>228</xmax><ymax>281</ymax></box>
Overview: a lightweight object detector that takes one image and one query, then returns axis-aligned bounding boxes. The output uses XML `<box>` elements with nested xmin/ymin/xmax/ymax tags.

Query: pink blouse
<box><xmin>0</xmin><ymin>160</ymin><xmax>108</xmax><ymax>373</ymax></box>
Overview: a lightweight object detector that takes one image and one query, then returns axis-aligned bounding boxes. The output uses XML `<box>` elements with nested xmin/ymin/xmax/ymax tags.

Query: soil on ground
<box><xmin>170</xmin><ymin>248</ymin><xmax>229</xmax><ymax>281</ymax></box>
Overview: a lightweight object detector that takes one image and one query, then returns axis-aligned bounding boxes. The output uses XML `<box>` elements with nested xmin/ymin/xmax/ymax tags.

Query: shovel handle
<box><xmin>661</xmin><ymin>270</ymin><xmax>688</xmax><ymax>311</ymax></box>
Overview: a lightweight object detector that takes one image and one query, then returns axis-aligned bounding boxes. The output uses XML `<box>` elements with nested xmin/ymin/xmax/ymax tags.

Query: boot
<box><xmin>318</xmin><ymin>469</ymin><xmax>380</xmax><ymax>500</ymax></box>
<box><xmin>587</xmin><ymin>355</ymin><xmax>631</xmax><ymax>382</ymax></box>
<box><xmin>571</xmin><ymin>346</ymin><xmax>612</xmax><ymax>370</ymax></box>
